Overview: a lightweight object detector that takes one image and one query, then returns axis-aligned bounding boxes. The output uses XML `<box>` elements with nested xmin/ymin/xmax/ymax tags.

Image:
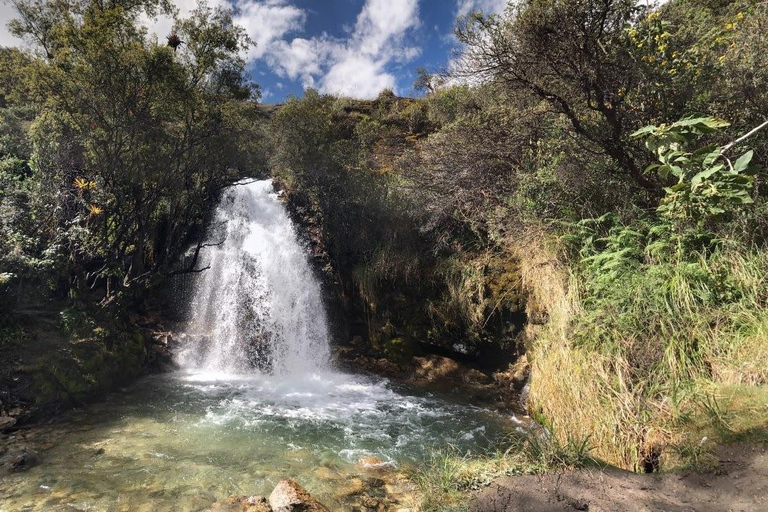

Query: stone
<box><xmin>338</xmin><ymin>478</ymin><xmax>365</xmax><ymax>498</ymax></box>
<box><xmin>0</xmin><ymin>415</ymin><xmax>17</xmax><ymax>432</ymax></box>
<box><xmin>9</xmin><ymin>449</ymin><xmax>39</xmax><ymax>472</ymax></box>
<box><xmin>357</xmin><ymin>456</ymin><xmax>394</xmax><ymax>471</ymax></box>
<box><xmin>225</xmin><ymin>495</ymin><xmax>272</xmax><ymax>512</ymax></box>
<box><xmin>493</xmin><ymin>354</ymin><xmax>530</xmax><ymax>391</ymax></box>
<box><xmin>211</xmin><ymin>495</ymin><xmax>271</xmax><ymax>512</ymax></box>
<box><xmin>269</xmin><ymin>479</ymin><xmax>329</xmax><ymax>512</ymax></box>
<box><xmin>413</xmin><ymin>355</ymin><xmax>461</xmax><ymax>382</ymax></box>
<box><xmin>462</xmin><ymin>368</ymin><xmax>491</xmax><ymax>386</ymax></box>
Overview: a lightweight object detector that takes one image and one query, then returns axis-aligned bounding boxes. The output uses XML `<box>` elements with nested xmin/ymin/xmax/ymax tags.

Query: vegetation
<box><xmin>266</xmin><ymin>0</ymin><xmax>768</xmax><ymax>483</ymax></box>
<box><xmin>1</xmin><ymin>0</ymin><xmax>265</xmax><ymax>308</ymax></box>
<box><xmin>2</xmin><ymin>0</ymin><xmax>767</xmax><ymax>505</ymax></box>
<box><xmin>410</xmin><ymin>432</ymin><xmax>593</xmax><ymax>511</ymax></box>
<box><xmin>0</xmin><ymin>0</ymin><xmax>267</xmax><ymax>408</ymax></box>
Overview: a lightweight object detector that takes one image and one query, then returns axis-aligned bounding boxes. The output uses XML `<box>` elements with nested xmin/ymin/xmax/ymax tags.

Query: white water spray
<box><xmin>180</xmin><ymin>179</ymin><xmax>331</xmax><ymax>376</ymax></box>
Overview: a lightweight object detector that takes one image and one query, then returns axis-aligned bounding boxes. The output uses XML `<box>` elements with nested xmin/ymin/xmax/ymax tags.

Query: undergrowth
<box><xmin>409</xmin><ymin>432</ymin><xmax>594</xmax><ymax>511</ymax></box>
<box><xmin>516</xmin><ymin>223</ymin><xmax>768</xmax><ymax>473</ymax></box>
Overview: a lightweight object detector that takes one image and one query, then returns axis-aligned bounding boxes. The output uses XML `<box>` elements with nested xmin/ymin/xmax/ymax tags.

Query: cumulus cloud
<box><xmin>260</xmin><ymin>0</ymin><xmax>421</xmax><ymax>98</ymax></box>
<box><xmin>233</xmin><ymin>0</ymin><xmax>305</xmax><ymax>60</ymax></box>
<box><xmin>0</xmin><ymin>0</ymin><xmax>423</xmax><ymax>99</ymax></box>
<box><xmin>319</xmin><ymin>0</ymin><xmax>420</xmax><ymax>97</ymax></box>
<box><xmin>266</xmin><ymin>36</ymin><xmax>340</xmax><ymax>88</ymax></box>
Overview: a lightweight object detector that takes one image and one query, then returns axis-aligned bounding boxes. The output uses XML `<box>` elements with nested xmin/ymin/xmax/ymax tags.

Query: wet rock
<box><xmin>219</xmin><ymin>495</ymin><xmax>272</xmax><ymax>512</ymax></box>
<box><xmin>519</xmin><ymin>381</ymin><xmax>531</xmax><ymax>410</ymax></box>
<box><xmin>372</xmin><ymin>358</ymin><xmax>401</xmax><ymax>377</ymax></box>
<box><xmin>313</xmin><ymin>465</ymin><xmax>338</xmax><ymax>480</ymax></box>
<box><xmin>269</xmin><ymin>479</ymin><xmax>329</xmax><ymax>512</ymax></box>
<box><xmin>362</xmin><ymin>478</ymin><xmax>387</xmax><ymax>498</ymax></box>
<box><xmin>493</xmin><ymin>354</ymin><xmax>530</xmax><ymax>391</ymax></box>
<box><xmin>0</xmin><ymin>415</ymin><xmax>17</xmax><ymax>432</ymax></box>
<box><xmin>463</xmin><ymin>368</ymin><xmax>492</xmax><ymax>386</ymax></box>
<box><xmin>413</xmin><ymin>355</ymin><xmax>461</xmax><ymax>382</ymax></box>
<box><xmin>357</xmin><ymin>456</ymin><xmax>394</xmax><ymax>471</ymax></box>
<box><xmin>9</xmin><ymin>449</ymin><xmax>39</xmax><ymax>472</ymax></box>
<box><xmin>339</xmin><ymin>478</ymin><xmax>365</xmax><ymax>498</ymax></box>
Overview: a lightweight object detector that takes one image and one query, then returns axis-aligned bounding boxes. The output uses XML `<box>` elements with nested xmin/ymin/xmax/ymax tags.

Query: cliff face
<box><xmin>269</xmin><ymin>93</ymin><xmax>530</xmax><ymax>408</ymax></box>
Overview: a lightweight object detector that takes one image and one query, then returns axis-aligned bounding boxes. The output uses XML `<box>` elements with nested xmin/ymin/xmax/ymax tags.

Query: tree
<box><xmin>455</xmin><ymin>0</ymin><xmax>657</xmax><ymax>191</ymax></box>
<box><xmin>4</xmin><ymin>0</ymin><xmax>266</xmax><ymax>299</ymax></box>
<box><xmin>413</xmin><ymin>67</ymin><xmax>436</xmax><ymax>95</ymax></box>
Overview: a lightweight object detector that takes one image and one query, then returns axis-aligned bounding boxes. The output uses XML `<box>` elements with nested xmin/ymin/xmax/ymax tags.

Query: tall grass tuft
<box><xmin>510</xmin><ymin>225</ymin><xmax>768</xmax><ymax>472</ymax></box>
<box><xmin>409</xmin><ymin>432</ymin><xmax>593</xmax><ymax>512</ymax></box>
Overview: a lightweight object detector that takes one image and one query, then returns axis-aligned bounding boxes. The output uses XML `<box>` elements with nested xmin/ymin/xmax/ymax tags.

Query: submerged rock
<box><xmin>218</xmin><ymin>495</ymin><xmax>271</xmax><ymax>512</ymax></box>
<box><xmin>269</xmin><ymin>479</ymin><xmax>329</xmax><ymax>512</ymax></box>
<box><xmin>357</xmin><ymin>456</ymin><xmax>394</xmax><ymax>471</ymax></box>
<box><xmin>8</xmin><ymin>449</ymin><xmax>39</xmax><ymax>472</ymax></box>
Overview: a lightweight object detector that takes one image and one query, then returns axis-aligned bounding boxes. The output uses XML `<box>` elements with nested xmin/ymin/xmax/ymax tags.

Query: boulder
<box><xmin>9</xmin><ymin>449</ymin><xmax>39</xmax><ymax>472</ymax></box>
<box><xmin>463</xmin><ymin>368</ymin><xmax>492</xmax><ymax>386</ymax></box>
<box><xmin>413</xmin><ymin>355</ymin><xmax>462</xmax><ymax>382</ymax></box>
<box><xmin>269</xmin><ymin>479</ymin><xmax>329</xmax><ymax>512</ymax></box>
<box><xmin>493</xmin><ymin>354</ymin><xmax>530</xmax><ymax>391</ymax></box>
<box><xmin>0</xmin><ymin>415</ymin><xmax>17</xmax><ymax>432</ymax></box>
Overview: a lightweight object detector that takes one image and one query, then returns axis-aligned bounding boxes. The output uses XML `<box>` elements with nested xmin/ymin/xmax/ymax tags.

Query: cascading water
<box><xmin>179</xmin><ymin>179</ymin><xmax>330</xmax><ymax>376</ymax></box>
<box><xmin>0</xmin><ymin>179</ymin><xmax>520</xmax><ymax>511</ymax></box>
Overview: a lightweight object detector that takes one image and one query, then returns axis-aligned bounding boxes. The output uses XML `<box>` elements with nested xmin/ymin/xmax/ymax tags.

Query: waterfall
<box><xmin>179</xmin><ymin>179</ymin><xmax>331</xmax><ymax>376</ymax></box>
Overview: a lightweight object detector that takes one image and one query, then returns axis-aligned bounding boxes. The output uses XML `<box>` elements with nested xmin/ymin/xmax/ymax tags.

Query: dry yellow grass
<box><xmin>506</xmin><ymin>227</ymin><xmax>768</xmax><ymax>471</ymax></box>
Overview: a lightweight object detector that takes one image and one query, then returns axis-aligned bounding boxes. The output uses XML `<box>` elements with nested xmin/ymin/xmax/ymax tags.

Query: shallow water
<box><xmin>0</xmin><ymin>369</ymin><xmax>518</xmax><ymax>511</ymax></box>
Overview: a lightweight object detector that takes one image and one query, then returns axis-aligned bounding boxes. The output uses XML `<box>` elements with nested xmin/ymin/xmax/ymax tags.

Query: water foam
<box><xmin>180</xmin><ymin>179</ymin><xmax>330</xmax><ymax>375</ymax></box>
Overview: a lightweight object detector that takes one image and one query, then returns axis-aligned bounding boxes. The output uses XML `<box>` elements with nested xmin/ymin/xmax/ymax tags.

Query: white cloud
<box><xmin>266</xmin><ymin>36</ymin><xmax>338</xmax><ymax>87</ymax></box>
<box><xmin>233</xmin><ymin>0</ymin><xmax>305</xmax><ymax>60</ymax></box>
<box><xmin>319</xmin><ymin>0</ymin><xmax>420</xmax><ymax>97</ymax></box>
<box><xmin>456</xmin><ymin>0</ymin><xmax>509</xmax><ymax>18</ymax></box>
<box><xmin>0</xmin><ymin>0</ymin><xmax>423</xmax><ymax>100</ymax></box>
<box><xmin>257</xmin><ymin>0</ymin><xmax>421</xmax><ymax>98</ymax></box>
<box><xmin>322</xmin><ymin>54</ymin><xmax>396</xmax><ymax>99</ymax></box>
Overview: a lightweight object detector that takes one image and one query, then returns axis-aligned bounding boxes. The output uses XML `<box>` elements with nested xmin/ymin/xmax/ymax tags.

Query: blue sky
<box><xmin>0</xmin><ymin>0</ymin><xmax>508</xmax><ymax>101</ymax></box>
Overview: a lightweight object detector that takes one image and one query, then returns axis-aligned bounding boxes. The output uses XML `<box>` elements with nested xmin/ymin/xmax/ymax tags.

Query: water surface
<box><xmin>1</xmin><ymin>370</ymin><xmax>516</xmax><ymax>511</ymax></box>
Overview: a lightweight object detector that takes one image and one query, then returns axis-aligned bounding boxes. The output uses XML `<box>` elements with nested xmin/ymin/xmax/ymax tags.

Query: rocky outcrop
<box><xmin>334</xmin><ymin>346</ymin><xmax>525</xmax><ymax>414</ymax></box>
<box><xmin>269</xmin><ymin>479</ymin><xmax>329</xmax><ymax>512</ymax></box>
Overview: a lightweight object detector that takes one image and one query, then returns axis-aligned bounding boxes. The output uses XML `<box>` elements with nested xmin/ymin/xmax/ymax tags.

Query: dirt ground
<box><xmin>471</xmin><ymin>443</ymin><xmax>768</xmax><ymax>512</ymax></box>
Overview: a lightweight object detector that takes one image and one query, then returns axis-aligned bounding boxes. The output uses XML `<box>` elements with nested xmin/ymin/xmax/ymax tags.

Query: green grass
<box><xmin>408</xmin><ymin>432</ymin><xmax>594</xmax><ymax>511</ymax></box>
<box><xmin>519</xmin><ymin>227</ymin><xmax>768</xmax><ymax>472</ymax></box>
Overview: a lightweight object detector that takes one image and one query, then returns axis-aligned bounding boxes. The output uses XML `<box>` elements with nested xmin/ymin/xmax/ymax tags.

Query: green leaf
<box><xmin>691</xmin><ymin>166</ymin><xmax>719</xmax><ymax>186</ymax></box>
<box><xmin>631</xmin><ymin>125</ymin><xmax>657</xmax><ymax>138</ymax></box>
<box><xmin>702</xmin><ymin>148</ymin><xmax>722</xmax><ymax>167</ymax></box>
<box><xmin>732</xmin><ymin>150</ymin><xmax>753</xmax><ymax>174</ymax></box>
